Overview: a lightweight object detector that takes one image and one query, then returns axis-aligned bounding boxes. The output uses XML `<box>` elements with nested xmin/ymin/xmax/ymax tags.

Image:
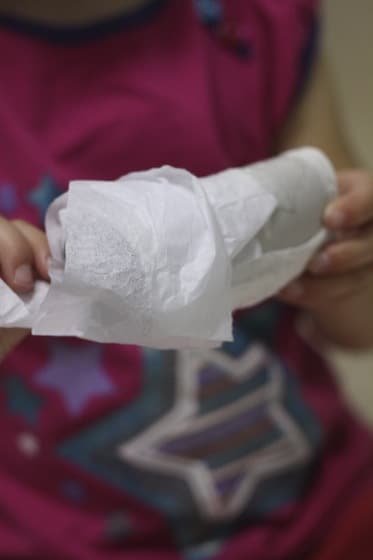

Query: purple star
<box><xmin>0</xmin><ymin>183</ymin><xmax>18</xmax><ymax>214</ymax></box>
<box><xmin>35</xmin><ymin>343</ymin><xmax>115</xmax><ymax>415</ymax></box>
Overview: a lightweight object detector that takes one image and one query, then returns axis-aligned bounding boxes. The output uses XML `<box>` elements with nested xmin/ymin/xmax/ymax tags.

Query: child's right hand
<box><xmin>0</xmin><ymin>217</ymin><xmax>50</xmax><ymax>360</ymax></box>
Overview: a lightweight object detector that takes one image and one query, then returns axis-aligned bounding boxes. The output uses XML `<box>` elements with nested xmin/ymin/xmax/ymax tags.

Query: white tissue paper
<box><xmin>0</xmin><ymin>147</ymin><xmax>336</xmax><ymax>349</ymax></box>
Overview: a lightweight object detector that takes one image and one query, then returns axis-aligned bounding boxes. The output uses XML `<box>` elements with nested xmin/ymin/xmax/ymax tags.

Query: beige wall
<box><xmin>324</xmin><ymin>0</ymin><xmax>373</xmax><ymax>425</ymax></box>
<box><xmin>324</xmin><ymin>0</ymin><xmax>373</xmax><ymax>167</ymax></box>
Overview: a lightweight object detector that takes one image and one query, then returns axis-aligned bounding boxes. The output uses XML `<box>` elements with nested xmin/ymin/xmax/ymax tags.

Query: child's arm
<box><xmin>0</xmin><ymin>218</ymin><xmax>49</xmax><ymax>359</ymax></box>
<box><xmin>277</xmin><ymin>58</ymin><xmax>373</xmax><ymax>349</ymax></box>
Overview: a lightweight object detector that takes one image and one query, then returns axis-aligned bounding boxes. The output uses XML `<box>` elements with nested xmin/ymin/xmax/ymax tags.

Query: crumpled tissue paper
<box><xmin>0</xmin><ymin>147</ymin><xmax>336</xmax><ymax>349</ymax></box>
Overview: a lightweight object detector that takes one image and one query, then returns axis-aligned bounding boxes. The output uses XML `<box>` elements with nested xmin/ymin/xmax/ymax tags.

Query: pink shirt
<box><xmin>0</xmin><ymin>1</ymin><xmax>372</xmax><ymax>559</ymax></box>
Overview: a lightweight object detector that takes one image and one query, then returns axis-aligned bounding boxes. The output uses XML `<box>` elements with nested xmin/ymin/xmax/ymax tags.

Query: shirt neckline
<box><xmin>0</xmin><ymin>0</ymin><xmax>168</xmax><ymax>44</ymax></box>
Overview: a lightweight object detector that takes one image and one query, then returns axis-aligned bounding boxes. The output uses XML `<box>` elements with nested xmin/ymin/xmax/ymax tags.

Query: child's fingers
<box><xmin>278</xmin><ymin>265</ymin><xmax>373</xmax><ymax>309</ymax></box>
<box><xmin>12</xmin><ymin>220</ymin><xmax>50</xmax><ymax>280</ymax></box>
<box><xmin>308</xmin><ymin>225</ymin><xmax>373</xmax><ymax>275</ymax></box>
<box><xmin>0</xmin><ymin>216</ymin><xmax>34</xmax><ymax>292</ymax></box>
<box><xmin>325</xmin><ymin>171</ymin><xmax>373</xmax><ymax>229</ymax></box>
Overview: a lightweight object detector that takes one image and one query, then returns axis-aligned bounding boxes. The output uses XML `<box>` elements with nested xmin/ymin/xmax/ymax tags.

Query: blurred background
<box><xmin>324</xmin><ymin>0</ymin><xmax>373</xmax><ymax>425</ymax></box>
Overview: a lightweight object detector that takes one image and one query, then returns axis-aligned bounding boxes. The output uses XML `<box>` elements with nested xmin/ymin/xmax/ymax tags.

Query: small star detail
<box><xmin>0</xmin><ymin>183</ymin><xmax>18</xmax><ymax>214</ymax></box>
<box><xmin>35</xmin><ymin>343</ymin><xmax>115</xmax><ymax>416</ymax></box>
<box><xmin>28</xmin><ymin>175</ymin><xmax>62</xmax><ymax>222</ymax></box>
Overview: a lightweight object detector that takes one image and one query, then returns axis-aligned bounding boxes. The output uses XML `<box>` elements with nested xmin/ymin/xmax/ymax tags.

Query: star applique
<box><xmin>28</xmin><ymin>175</ymin><xmax>62</xmax><ymax>222</ymax></box>
<box><xmin>2</xmin><ymin>376</ymin><xmax>44</xmax><ymax>425</ymax></box>
<box><xmin>55</xmin><ymin>342</ymin><xmax>321</xmax><ymax>535</ymax></box>
<box><xmin>119</xmin><ymin>345</ymin><xmax>313</xmax><ymax>520</ymax></box>
<box><xmin>35</xmin><ymin>343</ymin><xmax>115</xmax><ymax>416</ymax></box>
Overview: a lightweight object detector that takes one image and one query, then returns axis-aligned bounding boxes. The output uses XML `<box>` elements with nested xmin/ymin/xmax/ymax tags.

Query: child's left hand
<box><xmin>279</xmin><ymin>170</ymin><xmax>373</xmax><ymax>310</ymax></box>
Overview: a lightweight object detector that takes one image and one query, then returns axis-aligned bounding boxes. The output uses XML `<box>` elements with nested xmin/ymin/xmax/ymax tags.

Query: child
<box><xmin>0</xmin><ymin>1</ymin><xmax>373</xmax><ymax>559</ymax></box>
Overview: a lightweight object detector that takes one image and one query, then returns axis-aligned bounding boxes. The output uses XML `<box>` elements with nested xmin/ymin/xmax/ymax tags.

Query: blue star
<box><xmin>35</xmin><ymin>343</ymin><xmax>115</xmax><ymax>416</ymax></box>
<box><xmin>28</xmin><ymin>175</ymin><xmax>62</xmax><ymax>222</ymax></box>
<box><xmin>0</xmin><ymin>183</ymin><xmax>18</xmax><ymax>215</ymax></box>
<box><xmin>2</xmin><ymin>376</ymin><xmax>44</xmax><ymax>425</ymax></box>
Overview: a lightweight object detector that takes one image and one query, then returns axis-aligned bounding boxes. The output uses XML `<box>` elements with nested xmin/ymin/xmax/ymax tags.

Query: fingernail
<box><xmin>309</xmin><ymin>253</ymin><xmax>330</xmax><ymax>274</ymax></box>
<box><xmin>325</xmin><ymin>206</ymin><xmax>345</xmax><ymax>228</ymax></box>
<box><xmin>14</xmin><ymin>264</ymin><xmax>34</xmax><ymax>288</ymax></box>
<box><xmin>282</xmin><ymin>281</ymin><xmax>304</xmax><ymax>299</ymax></box>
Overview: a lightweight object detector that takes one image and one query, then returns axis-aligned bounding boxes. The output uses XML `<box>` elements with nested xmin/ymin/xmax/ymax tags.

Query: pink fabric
<box><xmin>0</xmin><ymin>1</ymin><xmax>373</xmax><ymax>559</ymax></box>
<box><xmin>307</xmin><ymin>486</ymin><xmax>373</xmax><ymax>560</ymax></box>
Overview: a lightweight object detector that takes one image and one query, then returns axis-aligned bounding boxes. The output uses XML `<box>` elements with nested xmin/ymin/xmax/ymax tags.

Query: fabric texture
<box><xmin>307</xmin><ymin>485</ymin><xmax>373</xmax><ymax>560</ymax></box>
<box><xmin>0</xmin><ymin>1</ymin><xmax>372</xmax><ymax>559</ymax></box>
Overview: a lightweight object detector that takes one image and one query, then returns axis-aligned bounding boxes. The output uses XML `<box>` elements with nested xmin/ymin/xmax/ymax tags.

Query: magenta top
<box><xmin>0</xmin><ymin>1</ymin><xmax>372</xmax><ymax>559</ymax></box>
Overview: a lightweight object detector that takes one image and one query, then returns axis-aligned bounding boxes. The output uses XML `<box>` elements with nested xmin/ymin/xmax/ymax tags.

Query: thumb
<box><xmin>12</xmin><ymin>220</ymin><xmax>50</xmax><ymax>280</ymax></box>
<box><xmin>0</xmin><ymin>216</ymin><xmax>35</xmax><ymax>293</ymax></box>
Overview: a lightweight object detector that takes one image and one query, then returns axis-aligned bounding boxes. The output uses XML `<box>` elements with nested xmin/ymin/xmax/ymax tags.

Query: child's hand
<box><xmin>279</xmin><ymin>170</ymin><xmax>373</xmax><ymax>310</ymax></box>
<box><xmin>0</xmin><ymin>217</ymin><xmax>50</xmax><ymax>359</ymax></box>
<box><xmin>0</xmin><ymin>217</ymin><xmax>49</xmax><ymax>291</ymax></box>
